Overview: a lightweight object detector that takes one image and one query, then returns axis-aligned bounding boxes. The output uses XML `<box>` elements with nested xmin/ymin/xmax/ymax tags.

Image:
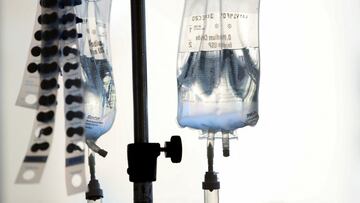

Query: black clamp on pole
<box><xmin>127</xmin><ymin>136</ymin><xmax>182</xmax><ymax>182</ymax></box>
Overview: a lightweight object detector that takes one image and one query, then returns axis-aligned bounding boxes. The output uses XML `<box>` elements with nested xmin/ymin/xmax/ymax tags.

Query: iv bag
<box><xmin>177</xmin><ymin>0</ymin><xmax>260</xmax><ymax>132</ymax></box>
<box><xmin>76</xmin><ymin>0</ymin><xmax>116</xmax><ymax>141</ymax></box>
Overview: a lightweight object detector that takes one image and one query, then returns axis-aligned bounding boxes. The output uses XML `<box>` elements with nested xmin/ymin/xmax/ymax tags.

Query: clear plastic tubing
<box><xmin>87</xmin><ymin>200</ymin><xmax>103</xmax><ymax>203</ymax></box>
<box><xmin>204</xmin><ymin>189</ymin><xmax>219</xmax><ymax>203</ymax></box>
<box><xmin>207</xmin><ymin>132</ymin><xmax>215</xmax><ymax>172</ymax></box>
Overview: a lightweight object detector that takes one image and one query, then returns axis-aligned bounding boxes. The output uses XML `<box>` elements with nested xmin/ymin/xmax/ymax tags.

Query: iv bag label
<box><xmin>84</xmin><ymin>20</ymin><xmax>108</xmax><ymax>60</ymax></box>
<box><xmin>179</xmin><ymin>12</ymin><xmax>258</xmax><ymax>52</ymax></box>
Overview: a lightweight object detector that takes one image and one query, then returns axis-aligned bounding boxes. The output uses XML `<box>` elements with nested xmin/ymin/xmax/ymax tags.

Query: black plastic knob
<box><xmin>38</xmin><ymin>62</ymin><xmax>59</xmax><ymax>74</ymax></box>
<box><xmin>164</xmin><ymin>136</ymin><xmax>182</xmax><ymax>163</ymax></box>
<box><xmin>31</xmin><ymin>46</ymin><xmax>41</xmax><ymax>57</ymax></box>
<box><xmin>41</xmin><ymin>46</ymin><xmax>58</xmax><ymax>58</ymax></box>
<box><xmin>39</xmin><ymin>94</ymin><xmax>56</xmax><ymax>106</ymax></box>
<box><xmin>40</xmin><ymin>0</ymin><xmax>57</xmax><ymax>8</ymax></box>
<box><xmin>27</xmin><ymin>63</ymin><xmax>38</xmax><ymax>73</ymax></box>
<box><xmin>63</xmin><ymin>46</ymin><xmax>79</xmax><ymax>56</ymax></box>
<box><xmin>59</xmin><ymin>0</ymin><xmax>82</xmax><ymax>8</ymax></box>
<box><xmin>61</xmin><ymin>13</ymin><xmax>75</xmax><ymax>24</ymax></box>
<box><xmin>38</xmin><ymin>12</ymin><xmax>58</xmax><ymax>24</ymax></box>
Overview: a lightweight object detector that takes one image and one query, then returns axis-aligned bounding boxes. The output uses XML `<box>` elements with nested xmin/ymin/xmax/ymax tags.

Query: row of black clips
<box><xmin>16</xmin><ymin>0</ymin><xmax>88</xmax><ymax>195</ymax></box>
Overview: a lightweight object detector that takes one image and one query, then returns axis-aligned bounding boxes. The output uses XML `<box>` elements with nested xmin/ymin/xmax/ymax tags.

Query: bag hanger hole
<box><xmin>23</xmin><ymin>169</ymin><xmax>35</xmax><ymax>181</ymax></box>
<box><xmin>25</xmin><ymin>94</ymin><xmax>37</xmax><ymax>105</ymax></box>
<box><xmin>71</xmin><ymin>173</ymin><xmax>82</xmax><ymax>188</ymax></box>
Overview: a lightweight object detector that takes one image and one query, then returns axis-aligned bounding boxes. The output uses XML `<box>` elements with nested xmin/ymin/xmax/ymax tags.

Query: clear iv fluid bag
<box><xmin>78</xmin><ymin>0</ymin><xmax>116</xmax><ymax>141</ymax></box>
<box><xmin>81</xmin><ymin>56</ymin><xmax>115</xmax><ymax>140</ymax></box>
<box><xmin>177</xmin><ymin>0</ymin><xmax>260</xmax><ymax>132</ymax></box>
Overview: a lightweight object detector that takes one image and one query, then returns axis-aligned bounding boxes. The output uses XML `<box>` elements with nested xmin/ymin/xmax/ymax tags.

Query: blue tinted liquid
<box><xmin>177</xmin><ymin>48</ymin><xmax>260</xmax><ymax>131</ymax></box>
<box><xmin>81</xmin><ymin>56</ymin><xmax>116</xmax><ymax>140</ymax></box>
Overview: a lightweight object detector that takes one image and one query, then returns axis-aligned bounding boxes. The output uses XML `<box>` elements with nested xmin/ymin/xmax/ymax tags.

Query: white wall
<box><xmin>0</xmin><ymin>0</ymin><xmax>4</xmax><ymax>200</ymax></box>
<box><xmin>1</xmin><ymin>0</ymin><xmax>360</xmax><ymax>202</ymax></box>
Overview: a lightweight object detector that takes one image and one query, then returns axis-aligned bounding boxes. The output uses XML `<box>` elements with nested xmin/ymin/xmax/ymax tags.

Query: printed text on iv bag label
<box><xmin>179</xmin><ymin>12</ymin><xmax>259</xmax><ymax>52</ymax></box>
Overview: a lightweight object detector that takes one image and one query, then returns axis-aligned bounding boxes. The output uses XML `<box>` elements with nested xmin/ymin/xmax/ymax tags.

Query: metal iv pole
<box><xmin>130</xmin><ymin>0</ymin><xmax>153</xmax><ymax>202</ymax></box>
<box><xmin>128</xmin><ymin>1</ymin><xmax>182</xmax><ymax>203</ymax></box>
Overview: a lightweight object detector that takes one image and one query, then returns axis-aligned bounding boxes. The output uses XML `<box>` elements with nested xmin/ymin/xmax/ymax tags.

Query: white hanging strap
<box><xmin>16</xmin><ymin>3</ymin><xmax>61</xmax><ymax>184</ymax></box>
<box><xmin>16</xmin><ymin>4</ymin><xmax>43</xmax><ymax>109</ymax></box>
<box><xmin>16</xmin><ymin>1</ymin><xmax>87</xmax><ymax>195</ymax></box>
<box><xmin>60</xmin><ymin>5</ymin><xmax>87</xmax><ymax>195</ymax></box>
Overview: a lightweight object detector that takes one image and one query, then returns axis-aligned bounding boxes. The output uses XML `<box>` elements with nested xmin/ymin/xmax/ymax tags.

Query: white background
<box><xmin>1</xmin><ymin>0</ymin><xmax>360</xmax><ymax>203</ymax></box>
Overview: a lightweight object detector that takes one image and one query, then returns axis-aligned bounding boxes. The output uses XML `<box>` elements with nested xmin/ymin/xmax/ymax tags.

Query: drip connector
<box><xmin>86</xmin><ymin>154</ymin><xmax>103</xmax><ymax>201</ymax></box>
<box><xmin>86</xmin><ymin>139</ymin><xmax>108</xmax><ymax>158</ymax></box>
<box><xmin>202</xmin><ymin>172</ymin><xmax>220</xmax><ymax>192</ymax></box>
<box><xmin>86</xmin><ymin>179</ymin><xmax>103</xmax><ymax>201</ymax></box>
<box><xmin>222</xmin><ymin>133</ymin><xmax>230</xmax><ymax>157</ymax></box>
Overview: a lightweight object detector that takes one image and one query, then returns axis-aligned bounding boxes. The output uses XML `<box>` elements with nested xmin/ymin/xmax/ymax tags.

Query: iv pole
<box><xmin>128</xmin><ymin>1</ymin><xmax>182</xmax><ymax>202</ymax></box>
<box><xmin>130</xmin><ymin>0</ymin><xmax>153</xmax><ymax>202</ymax></box>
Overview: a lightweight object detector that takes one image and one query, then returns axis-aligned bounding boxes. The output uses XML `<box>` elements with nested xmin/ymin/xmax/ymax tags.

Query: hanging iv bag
<box><xmin>76</xmin><ymin>0</ymin><xmax>116</xmax><ymax>141</ymax></box>
<box><xmin>177</xmin><ymin>0</ymin><xmax>260</xmax><ymax>132</ymax></box>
